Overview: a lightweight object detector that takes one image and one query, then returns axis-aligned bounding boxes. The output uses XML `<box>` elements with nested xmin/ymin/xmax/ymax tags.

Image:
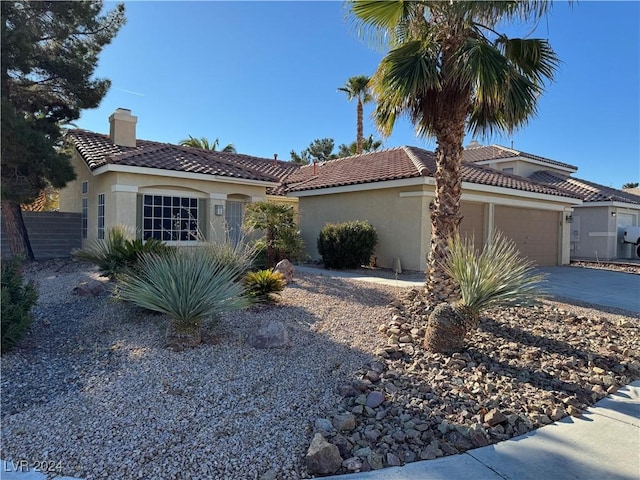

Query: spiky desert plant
<box><xmin>244</xmin><ymin>269</ymin><xmax>285</xmax><ymax>303</ymax></box>
<box><xmin>117</xmin><ymin>247</ymin><xmax>251</xmax><ymax>337</ymax></box>
<box><xmin>424</xmin><ymin>230</ymin><xmax>546</xmax><ymax>353</ymax></box>
<box><xmin>73</xmin><ymin>225</ymin><xmax>170</xmax><ymax>279</ymax></box>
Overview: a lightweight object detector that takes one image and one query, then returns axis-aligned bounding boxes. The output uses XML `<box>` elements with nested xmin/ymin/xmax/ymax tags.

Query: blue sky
<box><xmin>78</xmin><ymin>1</ymin><xmax>639</xmax><ymax>188</ymax></box>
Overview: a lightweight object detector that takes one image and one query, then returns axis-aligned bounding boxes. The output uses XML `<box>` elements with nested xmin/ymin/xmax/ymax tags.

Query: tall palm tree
<box><xmin>338</xmin><ymin>75</ymin><xmax>372</xmax><ymax>154</ymax></box>
<box><xmin>351</xmin><ymin>1</ymin><xmax>559</xmax><ymax>304</ymax></box>
<box><xmin>180</xmin><ymin>135</ymin><xmax>236</xmax><ymax>153</ymax></box>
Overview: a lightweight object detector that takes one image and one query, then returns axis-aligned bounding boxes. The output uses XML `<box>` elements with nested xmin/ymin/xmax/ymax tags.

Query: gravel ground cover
<box><xmin>1</xmin><ymin>260</ymin><xmax>639</xmax><ymax>479</ymax></box>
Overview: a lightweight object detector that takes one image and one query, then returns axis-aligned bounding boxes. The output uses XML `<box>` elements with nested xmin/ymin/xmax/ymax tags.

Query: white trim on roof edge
<box><xmin>574</xmin><ymin>201</ymin><xmax>640</xmax><ymax>209</ymax></box>
<box><xmin>92</xmin><ymin>164</ymin><xmax>278</xmax><ymax>188</ymax></box>
<box><xmin>473</xmin><ymin>156</ymin><xmax>576</xmax><ymax>173</ymax></box>
<box><xmin>462</xmin><ymin>181</ymin><xmax>582</xmax><ymax>205</ymax></box>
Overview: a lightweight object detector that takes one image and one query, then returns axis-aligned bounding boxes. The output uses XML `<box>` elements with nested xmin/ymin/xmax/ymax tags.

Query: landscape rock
<box><xmin>365</xmin><ymin>391</ymin><xmax>385</xmax><ymax>408</ymax></box>
<box><xmin>274</xmin><ymin>259</ymin><xmax>294</xmax><ymax>284</ymax></box>
<box><xmin>305</xmin><ymin>433</ymin><xmax>343</xmax><ymax>475</ymax></box>
<box><xmin>71</xmin><ymin>280</ymin><xmax>107</xmax><ymax>297</ymax></box>
<box><xmin>246</xmin><ymin>320</ymin><xmax>290</xmax><ymax>349</ymax></box>
<box><xmin>332</xmin><ymin>413</ymin><xmax>356</xmax><ymax>432</ymax></box>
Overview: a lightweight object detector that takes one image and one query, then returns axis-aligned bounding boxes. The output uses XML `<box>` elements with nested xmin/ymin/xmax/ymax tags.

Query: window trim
<box><xmin>81</xmin><ymin>181</ymin><xmax>88</xmax><ymax>194</ymax></box>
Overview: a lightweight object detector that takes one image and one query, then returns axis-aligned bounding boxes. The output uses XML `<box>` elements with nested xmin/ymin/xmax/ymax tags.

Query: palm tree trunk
<box><xmin>1</xmin><ymin>199</ymin><xmax>35</xmax><ymax>261</ymax></box>
<box><xmin>356</xmin><ymin>99</ymin><xmax>363</xmax><ymax>155</ymax></box>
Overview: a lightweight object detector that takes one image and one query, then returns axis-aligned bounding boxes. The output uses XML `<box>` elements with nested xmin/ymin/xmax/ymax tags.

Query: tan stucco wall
<box><xmin>480</xmin><ymin>160</ymin><xmax>570</xmax><ymax>178</ymax></box>
<box><xmin>298</xmin><ymin>186</ymin><xmax>430</xmax><ymax>272</ymax></box>
<box><xmin>571</xmin><ymin>205</ymin><xmax>640</xmax><ymax>260</ymax></box>
<box><xmin>59</xmin><ymin>153</ymin><xmax>273</xmax><ymax>245</ymax></box>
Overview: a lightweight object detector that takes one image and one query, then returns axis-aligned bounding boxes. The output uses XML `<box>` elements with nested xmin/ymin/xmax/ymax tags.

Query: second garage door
<box><xmin>494</xmin><ymin>206</ymin><xmax>559</xmax><ymax>266</ymax></box>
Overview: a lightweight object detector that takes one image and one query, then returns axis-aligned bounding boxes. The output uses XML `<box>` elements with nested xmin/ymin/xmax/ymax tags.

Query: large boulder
<box><xmin>274</xmin><ymin>259</ymin><xmax>294</xmax><ymax>284</ymax></box>
<box><xmin>306</xmin><ymin>433</ymin><xmax>343</xmax><ymax>475</ymax></box>
<box><xmin>247</xmin><ymin>320</ymin><xmax>290</xmax><ymax>349</ymax></box>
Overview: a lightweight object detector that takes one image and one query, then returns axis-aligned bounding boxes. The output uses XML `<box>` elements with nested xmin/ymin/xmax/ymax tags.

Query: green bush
<box><xmin>117</xmin><ymin>246</ymin><xmax>251</xmax><ymax>333</ymax></box>
<box><xmin>244</xmin><ymin>269</ymin><xmax>286</xmax><ymax>303</ymax></box>
<box><xmin>1</xmin><ymin>257</ymin><xmax>38</xmax><ymax>353</ymax></box>
<box><xmin>74</xmin><ymin>226</ymin><xmax>171</xmax><ymax>279</ymax></box>
<box><xmin>317</xmin><ymin>221</ymin><xmax>378</xmax><ymax>269</ymax></box>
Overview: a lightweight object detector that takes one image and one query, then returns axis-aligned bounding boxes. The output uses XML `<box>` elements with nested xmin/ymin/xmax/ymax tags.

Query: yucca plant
<box><xmin>244</xmin><ymin>269</ymin><xmax>286</xmax><ymax>303</ymax></box>
<box><xmin>117</xmin><ymin>247</ymin><xmax>251</xmax><ymax>348</ymax></box>
<box><xmin>424</xmin><ymin>230</ymin><xmax>546</xmax><ymax>353</ymax></box>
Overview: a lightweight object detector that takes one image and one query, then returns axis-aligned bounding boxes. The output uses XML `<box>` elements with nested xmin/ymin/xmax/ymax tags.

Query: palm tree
<box><xmin>180</xmin><ymin>135</ymin><xmax>236</xmax><ymax>153</ymax></box>
<box><xmin>338</xmin><ymin>75</ymin><xmax>372</xmax><ymax>154</ymax></box>
<box><xmin>351</xmin><ymin>1</ymin><xmax>559</xmax><ymax>305</ymax></box>
<box><xmin>337</xmin><ymin>134</ymin><xmax>383</xmax><ymax>157</ymax></box>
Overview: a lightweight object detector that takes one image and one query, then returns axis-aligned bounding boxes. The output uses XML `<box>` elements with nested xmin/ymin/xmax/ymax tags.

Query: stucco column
<box><xmin>560</xmin><ymin>209</ymin><xmax>572</xmax><ymax>265</ymax></box>
<box><xmin>110</xmin><ymin>185</ymin><xmax>138</xmax><ymax>234</ymax></box>
<box><xmin>484</xmin><ymin>203</ymin><xmax>495</xmax><ymax>244</ymax></box>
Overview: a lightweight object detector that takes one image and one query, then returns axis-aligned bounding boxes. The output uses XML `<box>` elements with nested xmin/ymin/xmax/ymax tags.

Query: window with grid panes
<box><xmin>97</xmin><ymin>193</ymin><xmax>105</xmax><ymax>239</ymax></box>
<box><xmin>142</xmin><ymin>194</ymin><xmax>199</xmax><ymax>241</ymax></box>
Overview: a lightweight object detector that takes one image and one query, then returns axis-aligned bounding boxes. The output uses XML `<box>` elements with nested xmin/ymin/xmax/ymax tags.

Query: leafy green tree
<box><xmin>351</xmin><ymin>1</ymin><xmax>559</xmax><ymax>303</ymax></box>
<box><xmin>1</xmin><ymin>1</ymin><xmax>125</xmax><ymax>260</ymax></box>
<box><xmin>338</xmin><ymin>75</ymin><xmax>373</xmax><ymax>154</ymax></box>
<box><xmin>622</xmin><ymin>182</ymin><xmax>639</xmax><ymax>189</ymax></box>
<box><xmin>290</xmin><ymin>138</ymin><xmax>338</xmax><ymax>165</ymax></box>
<box><xmin>179</xmin><ymin>135</ymin><xmax>236</xmax><ymax>153</ymax></box>
<box><xmin>337</xmin><ymin>134</ymin><xmax>383</xmax><ymax>157</ymax></box>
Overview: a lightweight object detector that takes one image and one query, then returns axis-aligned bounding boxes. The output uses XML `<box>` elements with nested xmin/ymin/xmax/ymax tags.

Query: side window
<box><xmin>81</xmin><ymin>197</ymin><xmax>88</xmax><ymax>239</ymax></box>
<box><xmin>82</xmin><ymin>181</ymin><xmax>88</xmax><ymax>194</ymax></box>
<box><xmin>97</xmin><ymin>193</ymin><xmax>105</xmax><ymax>239</ymax></box>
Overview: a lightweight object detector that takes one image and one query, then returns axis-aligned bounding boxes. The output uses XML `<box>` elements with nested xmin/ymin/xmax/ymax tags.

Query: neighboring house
<box><xmin>59</xmin><ymin>109</ymin><xmax>300</xmax><ymax>246</ymax></box>
<box><xmin>464</xmin><ymin>144</ymin><xmax>640</xmax><ymax>261</ymax></box>
<box><xmin>282</xmin><ymin>147</ymin><xmax>582</xmax><ymax>271</ymax></box>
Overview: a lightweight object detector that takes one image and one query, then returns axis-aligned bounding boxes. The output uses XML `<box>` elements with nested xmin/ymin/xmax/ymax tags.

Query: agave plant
<box><xmin>117</xmin><ymin>246</ymin><xmax>251</xmax><ymax>348</ymax></box>
<box><xmin>424</xmin><ymin>230</ymin><xmax>546</xmax><ymax>353</ymax></box>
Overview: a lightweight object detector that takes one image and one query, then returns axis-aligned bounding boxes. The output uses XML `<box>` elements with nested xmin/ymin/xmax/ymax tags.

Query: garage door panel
<box><xmin>460</xmin><ymin>202</ymin><xmax>484</xmax><ymax>251</ymax></box>
<box><xmin>494</xmin><ymin>206</ymin><xmax>559</xmax><ymax>266</ymax></box>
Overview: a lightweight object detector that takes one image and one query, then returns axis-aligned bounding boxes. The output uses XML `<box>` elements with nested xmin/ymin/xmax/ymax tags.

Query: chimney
<box><xmin>109</xmin><ymin>108</ymin><xmax>137</xmax><ymax>147</ymax></box>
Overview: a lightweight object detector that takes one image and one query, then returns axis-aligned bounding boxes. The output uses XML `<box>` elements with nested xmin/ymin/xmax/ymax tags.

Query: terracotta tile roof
<box><xmin>463</xmin><ymin>145</ymin><xmax>578</xmax><ymax>171</ymax></box>
<box><xmin>284</xmin><ymin>146</ymin><xmax>578</xmax><ymax>199</ymax></box>
<box><xmin>529</xmin><ymin>171</ymin><xmax>640</xmax><ymax>205</ymax></box>
<box><xmin>67</xmin><ymin>130</ymin><xmax>301</xmax><ymax>194</ymax></box>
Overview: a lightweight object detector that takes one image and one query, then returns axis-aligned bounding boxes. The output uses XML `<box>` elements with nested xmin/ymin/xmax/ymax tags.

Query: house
<box><xmin>59</xmin><ymin>109</ymin><xmax>300</xmax><ymax>246</ymax></box>
<box><xmin>282</xmin><ymin>147</ymin><xmax>582</xmax><ymax>271</ymax></box>
<box><xmin>464</xmin><ymin>144</ymin><xmax>640</xmax><ymax>260</ymax></box>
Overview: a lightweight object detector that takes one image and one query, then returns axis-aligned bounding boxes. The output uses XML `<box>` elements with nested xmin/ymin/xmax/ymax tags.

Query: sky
<box><xmin>77</xmin><ymin>1</ymin><xmax>640</xmax><ymax>189</ymax></box>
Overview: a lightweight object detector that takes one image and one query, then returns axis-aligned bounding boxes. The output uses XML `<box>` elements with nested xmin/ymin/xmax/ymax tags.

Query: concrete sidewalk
<box><xmin>325</xmin><ymin>381</ymin><xmax>640</xmax><ymax>480</ymax></box>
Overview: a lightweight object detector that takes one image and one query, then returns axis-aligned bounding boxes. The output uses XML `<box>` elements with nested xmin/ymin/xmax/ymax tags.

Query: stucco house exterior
<box><xmin>464</xmin><ymin>144</ymin><xmax>640</xmax><ymax>260</ymax></box>
<box><xmin>59</xmin><ymin>109</ymin><xmax>300</xmax><ymax>246</ymax></box>
<box><xmin>282</xmin><ymin>147</ymin><xmax>582</xmax><ymax>271</ymax></box>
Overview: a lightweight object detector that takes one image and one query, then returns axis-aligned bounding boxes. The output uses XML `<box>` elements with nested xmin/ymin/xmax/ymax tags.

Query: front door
<box><xmin>225</xmin><ymin>200</ymin><xmax>245</xmax><ymax>245</ymax></box>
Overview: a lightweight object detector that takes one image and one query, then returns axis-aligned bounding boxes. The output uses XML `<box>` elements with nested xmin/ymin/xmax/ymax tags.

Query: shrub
<box><xmin>74</xmin><ymin>226</ymin><xmax>171</xmax><ymax>279</ymax></box>
<box><xmin>317</xmin><ymin>221</ymin><xmax>378</xmax><ymax>269</ymax></box>
<box><xmin>244</xmin><ymin>269</ymin><xmax>285</xmax><ymax>303</ymax></box>
<box><xmin>1</xmin><ymin>257</ymin><xmax>38</xmax><ymax>353</ymax></box>
<box><xmin>116</xmin><ymin>246</ymin><xmax>251</xmax><ymax>333</ymax></box>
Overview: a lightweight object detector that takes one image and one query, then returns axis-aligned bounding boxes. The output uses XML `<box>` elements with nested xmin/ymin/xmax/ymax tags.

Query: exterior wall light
<box><xmin>611</xmin><ymin>211</ymin><xmax>617</xmax><ymax>217</ymax></box>
<box><xmin>215</xmin><ymin>204</ymin><xmax>224</xmax><ymax>216</ymax></box>
<box><xmin>565</xmin><ymin>215</ymin><xmax>573</xmax><ymax>223</ymax></box>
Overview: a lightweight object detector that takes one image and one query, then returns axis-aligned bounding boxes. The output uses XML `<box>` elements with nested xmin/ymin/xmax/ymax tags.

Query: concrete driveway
<box><xmin>536</xmin><ymin>266</ymin><xmax>640</xmax><ymax>313</ymax></box>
